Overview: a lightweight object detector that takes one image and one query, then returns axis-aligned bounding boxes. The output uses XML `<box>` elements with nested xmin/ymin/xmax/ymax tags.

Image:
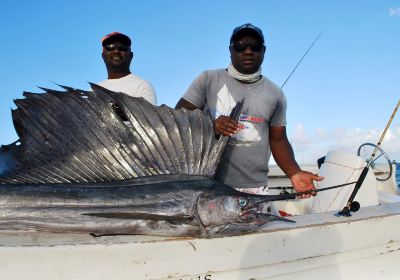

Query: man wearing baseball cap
<box><xmin>98</xmin><ymin>32</ymin><xmax>156</xmax><ymax>105</ymax></box>
<box><xmin>176</xmin><ymin>23</ymin><xmax>322</xmax><ymax>198</ymax></box>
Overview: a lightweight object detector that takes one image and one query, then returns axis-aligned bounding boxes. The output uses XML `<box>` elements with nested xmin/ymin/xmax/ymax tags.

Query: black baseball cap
<box><xmin>102</xmin><ymin>32</ymin><xmax>131</xmax><ymax>46</ymax></box>
<box><xmin>230</xmin><ymin>23</ymin><xmax>264</xmax><ymax>44</ymax></box>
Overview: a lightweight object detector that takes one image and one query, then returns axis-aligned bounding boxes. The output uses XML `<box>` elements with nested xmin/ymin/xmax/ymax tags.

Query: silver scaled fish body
<box><xmin>0</xmin><ymin>84</ymin><xmax>292</xmax><ymax>238</ymax></box>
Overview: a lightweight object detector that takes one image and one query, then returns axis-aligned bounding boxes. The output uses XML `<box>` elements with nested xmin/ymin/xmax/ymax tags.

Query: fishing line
<box><xmin>281</xmin><ymin>30</ymin><xmax>323</xmax><ymax>89</ymax></box>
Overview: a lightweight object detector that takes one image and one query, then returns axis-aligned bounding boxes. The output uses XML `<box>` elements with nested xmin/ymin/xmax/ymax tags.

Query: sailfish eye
<box><xmin>238</xmin><ymin>197</ymin><xmax>248</xmax><ymax>207</ymax></box>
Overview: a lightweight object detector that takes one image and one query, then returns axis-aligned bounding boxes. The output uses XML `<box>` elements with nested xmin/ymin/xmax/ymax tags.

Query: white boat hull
<box><xmin>1</xmin><ymin>202</ymin><xmax>399</xmax><ymax>280</ymax></box>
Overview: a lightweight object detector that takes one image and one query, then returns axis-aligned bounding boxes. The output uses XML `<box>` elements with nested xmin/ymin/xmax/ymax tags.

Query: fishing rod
<box><xmin>250</xmin><ymin>181</ymin><xmax>358</xmax><ymax>209</ymax></box>
<box><xmin>337</xmin><ymin>98</ymin><xmax>400</xmax><ymax>217</ymax></box>
<box><xmin>281</xmin><ymin>30</ymin><xmax>323</xmax><ymax>89</ymax></box>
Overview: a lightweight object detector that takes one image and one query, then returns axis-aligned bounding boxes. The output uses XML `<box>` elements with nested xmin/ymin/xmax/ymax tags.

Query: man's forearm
<box><xmin>270</xmin><ymin>138</ymin><xmax>301</xmax><ymax>178</ymax></box>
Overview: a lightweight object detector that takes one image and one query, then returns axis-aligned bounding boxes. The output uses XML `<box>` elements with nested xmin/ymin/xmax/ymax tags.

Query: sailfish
<box><xmin>0</xmin><ymin>84</ymin><xmax>292</xmax><ymax>238</ymax></box>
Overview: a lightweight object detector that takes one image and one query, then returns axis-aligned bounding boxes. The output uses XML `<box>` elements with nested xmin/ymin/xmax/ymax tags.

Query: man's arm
<box><xmin>175</xmin><ymin>98</ymin><xmax>241</xmax><ymax>137</ymax></box>
<box><xmin>269</xmin><ymin>126</ymin><xmax>323</xmax><ymax>198</ymax></box>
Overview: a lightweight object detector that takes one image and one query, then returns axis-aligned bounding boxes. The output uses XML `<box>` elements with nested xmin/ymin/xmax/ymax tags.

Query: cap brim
<box><xmin>230</xmin><ymin>28</ymin><xmax>264</xmax><ymax>44</ymax></box>
<box><xmin>102</xmin><ymin>34</ymin><xmax>131</xmax><ymax>46</ymax></box>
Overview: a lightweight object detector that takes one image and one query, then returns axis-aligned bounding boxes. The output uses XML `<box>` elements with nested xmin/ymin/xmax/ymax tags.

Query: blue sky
<box><xmin>1</xmin><ymin>0</ymin><xmax>399</xmax><ymax>164</ymax></box>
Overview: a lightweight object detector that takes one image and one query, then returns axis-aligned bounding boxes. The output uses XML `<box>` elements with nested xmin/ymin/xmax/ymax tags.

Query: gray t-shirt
<box><xmin>182</xmin><ymin>69</ymin><xmax>287</xmax><ymax>188</ymax></box>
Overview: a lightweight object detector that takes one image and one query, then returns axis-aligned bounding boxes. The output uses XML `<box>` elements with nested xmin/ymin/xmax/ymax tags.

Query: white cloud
<box><xmin>292</xmin><ymin>123</ymin><xmax>310</xmax><ymax>145</ymax></box>
<box><xmin>389</xmin><ymin>7</ymin><xmax>400</xmax><ymax>17</ymax></box>
<box><xmin>287</xmin><ymin>123</ymin><xmax>400</xmax><ymax>164</ymax></box>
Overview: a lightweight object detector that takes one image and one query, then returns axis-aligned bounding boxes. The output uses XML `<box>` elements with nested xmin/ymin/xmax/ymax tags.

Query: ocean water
<box><xmin>397</xmin><ymin>163</ymin><xmax>400</xmax><ymax>190</ymax></box>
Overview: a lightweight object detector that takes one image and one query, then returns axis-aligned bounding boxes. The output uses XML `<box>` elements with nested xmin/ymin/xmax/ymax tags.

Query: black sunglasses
<box><xmin>231</xmin><ymin>42</ymin><xmax>264</xmax><ymax>53</ymax></box>
<box><xmin>104</xmin><ymin>44</ymin><xmax>131</xmax><ymax>52</ymax></box>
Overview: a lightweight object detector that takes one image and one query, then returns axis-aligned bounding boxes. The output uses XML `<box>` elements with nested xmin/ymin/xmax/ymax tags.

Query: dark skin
<box><xmin>176</xmin><ymin>34</ymin><xmax>323</xmax><ymax>198</ymax></box>
<box><xmin>102</xmin><ymin>43</ymin><xmax>133</xmax><ymax>79</ymax></box>
<box><xmin>229</xmin><ymin>36</ymin><xmax>266</xmax><ymax>74</ymax></box>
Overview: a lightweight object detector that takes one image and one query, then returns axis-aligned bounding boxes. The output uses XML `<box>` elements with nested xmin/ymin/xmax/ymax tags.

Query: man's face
<box><xmin>229</xmin><ymin>36</ymin><xmax>265</xmax><ymax>74</ymax></box>
<box><xmin>102</xmin><ymin>42</ymin><xmax>133</xmax><ymax>72</ymax></box>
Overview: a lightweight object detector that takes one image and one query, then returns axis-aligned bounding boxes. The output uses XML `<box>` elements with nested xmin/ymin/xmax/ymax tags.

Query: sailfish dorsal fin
<box><xmin>0</xmin><ymin>84</ymin><xmax>242</xmax><ymax>184</ymax></box>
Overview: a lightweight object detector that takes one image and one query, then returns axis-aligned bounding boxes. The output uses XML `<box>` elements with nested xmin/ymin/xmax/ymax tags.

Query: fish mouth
<box><xmin>239</xmin><ymin>197</ymin><xmax>295</xmax><ymax>224</ymax></box>
<box><xmin>241</xmin><ymin>203</ymin><xmax>265</xmax><ymax>216</ymax></box>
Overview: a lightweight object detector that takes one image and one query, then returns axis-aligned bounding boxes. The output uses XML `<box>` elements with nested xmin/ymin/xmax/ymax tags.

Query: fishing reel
<box><xmin>357</xmin><ymin>143</ymin><xmax>393</xmax><ymax>181</ymax></box>
<box><xmin>337</xmin><ymin>201</ymin><xmax>361</xmax><ymax>217</ymax></box>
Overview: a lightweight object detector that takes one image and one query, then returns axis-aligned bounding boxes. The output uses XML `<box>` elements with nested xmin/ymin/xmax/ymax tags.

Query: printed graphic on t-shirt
<box><xmin>215</xmin><ymin>85</ymin><xmax>265</xmax><ymax>146</ymax></box>
<box><xmin>232</xmin><ymin>113</ymin><xmax>265</xmax><ymax>145</ymax></box>
<box><xmin>214</xmin><ymin>84</ymin><xmax>236</xmax><ymax>118</ymax></box>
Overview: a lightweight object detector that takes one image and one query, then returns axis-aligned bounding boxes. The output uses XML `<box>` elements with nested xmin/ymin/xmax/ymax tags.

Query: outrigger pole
<box><xmin>281</xmin><ymin>30</ymin><xmax>323</xmax><ymax>89</ymax></box>
<box><xmin>338</xmin><ymin>98</ymin><xmax>400</xmax><ymax>217</ymax></box>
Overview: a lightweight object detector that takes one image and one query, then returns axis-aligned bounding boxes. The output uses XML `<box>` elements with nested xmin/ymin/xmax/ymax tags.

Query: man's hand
<box><xmin>213</xmin><ymin>116</ymin><xmax>242</xmax><ymax>136</ymax></box>
<box><xmin>290</xmin><ymin>171</ymin><xmax>324</xmax><ymax>199</ymax></box>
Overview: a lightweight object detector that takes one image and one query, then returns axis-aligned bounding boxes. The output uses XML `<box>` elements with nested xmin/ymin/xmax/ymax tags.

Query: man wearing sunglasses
<box><xmin>176</xmin><ymin>23</ymin><xmax>322</xmax><ymax>199</ymax></box>
<box><xmin>98</xmin><ymin>32</ymin><xmax>156</xmax><ymax>105</ymax></box>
